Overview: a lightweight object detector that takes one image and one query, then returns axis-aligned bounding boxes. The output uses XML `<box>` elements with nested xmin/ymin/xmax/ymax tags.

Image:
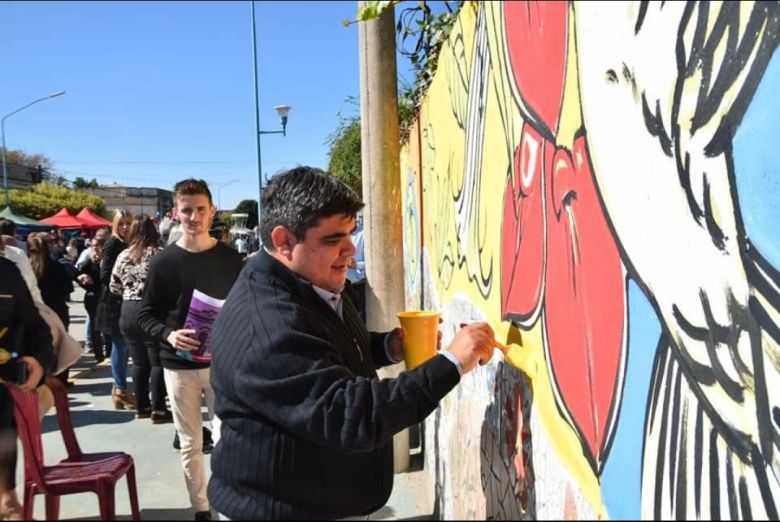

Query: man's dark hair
<box><xmin>260</xmin><ymin>166</ymin><xmax>364</xmax><ymax>248</ymax></box>
<box><xmin>0</xmin><ymin>219</ymin><xmax>16</xmax><ymax>236</ymax></box>
<box><xmin>173</xmin><ymin>178</ymin><xmax>213</xmax><ymax>206</ymax></box>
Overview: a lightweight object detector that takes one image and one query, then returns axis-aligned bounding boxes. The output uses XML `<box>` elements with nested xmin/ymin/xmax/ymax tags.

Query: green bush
<box><xmin>9</xmin><ymin>182</ymin><xmax>106</xmax><ymax>219</ymax></box>
<box><xmin>327</xmin><ymin>118</ymin><xmax>362</xmax><ymax>196</ymax></box>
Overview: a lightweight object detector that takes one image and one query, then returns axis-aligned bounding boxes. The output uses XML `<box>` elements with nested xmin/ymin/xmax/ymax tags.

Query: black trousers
<box><xmin>119</xmin><ymin>300</ymin><xmax>166</xmax><ymax>412</ymax></box>
<box><xmin>84</xmin><ymin>291</ymin><xmax>106</xmax><ymax>359</ymax></box>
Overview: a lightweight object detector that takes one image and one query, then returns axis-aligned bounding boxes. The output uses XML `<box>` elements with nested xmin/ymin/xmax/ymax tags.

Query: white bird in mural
<box><xmin>573</xmin><ymin>1</ymin><xmax>780</xmax><ymax>518</ymax></box>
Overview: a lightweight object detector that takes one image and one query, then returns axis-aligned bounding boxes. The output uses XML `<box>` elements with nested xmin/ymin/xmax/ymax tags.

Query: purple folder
<box><xmin>176</xmin><ymin>290</ymin><xmax>225</xmax><ymax>363</ymax></box>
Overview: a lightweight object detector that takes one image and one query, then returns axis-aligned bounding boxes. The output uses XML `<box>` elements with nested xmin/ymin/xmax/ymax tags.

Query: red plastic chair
<box><xmin>7</xmin><ymin>376</ymin><xmax>140</xmax><ymax>520</ymax></box>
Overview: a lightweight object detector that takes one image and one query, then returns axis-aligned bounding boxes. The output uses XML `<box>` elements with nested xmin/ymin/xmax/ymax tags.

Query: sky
<box><xmin>1</xmin><ymin>1</ymin><xmax>412</xmax><ymax>210</ymax></box>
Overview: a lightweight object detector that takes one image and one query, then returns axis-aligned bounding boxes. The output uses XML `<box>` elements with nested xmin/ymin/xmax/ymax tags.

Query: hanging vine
<box><xmin>346</xmin><ymin>1</ymin><xmax>464</xmax><ymax>141</ymax></box>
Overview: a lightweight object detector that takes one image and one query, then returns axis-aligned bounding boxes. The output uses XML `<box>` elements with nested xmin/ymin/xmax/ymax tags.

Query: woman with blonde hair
<box><xmin>96</xmin><ymin>210</ymin><xmax>135</xmax><ymax>409</ymax></box>
<box><xmin>111</xmin><ymin>215</ymin><xmax>170</xmax><ymax>422</ymax></box>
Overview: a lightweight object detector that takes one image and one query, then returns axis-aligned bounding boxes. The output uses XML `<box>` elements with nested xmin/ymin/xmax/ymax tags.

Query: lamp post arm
<box><xmin>258</xmin><ymin>129</ymin><xmax>285</xmax><ymax>135</ymax></box>
<box><xmin>2</xmin><ymin>95</ymin><xmax>57</xmax><ymax>124</ymax></box>
<box><xmin>1</xmin><ymin>91</ymin><xmax>65</xmax><ymax>208</ymax></box>
<box><xmin>216</xmin><ymin>179</ymin><xmax>240</xmax><ymax>210</ymax></box>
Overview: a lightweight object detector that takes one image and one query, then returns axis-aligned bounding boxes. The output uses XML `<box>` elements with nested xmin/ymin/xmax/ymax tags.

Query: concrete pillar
<box><xmin>358</xmin><ymin>1</ymin><xmax>409</xmax><ymax>473</ymax></box>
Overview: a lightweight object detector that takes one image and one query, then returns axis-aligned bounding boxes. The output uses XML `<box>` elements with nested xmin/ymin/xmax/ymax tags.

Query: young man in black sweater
<box><xmin>138</xmin><ymin>179</ymin><xmax>243</xmax><ymax>521</ymax></box>
<box><xmin>208</xmin><ymin>166</ymin><xmax>495</xmax><ymax>520</ymax></box>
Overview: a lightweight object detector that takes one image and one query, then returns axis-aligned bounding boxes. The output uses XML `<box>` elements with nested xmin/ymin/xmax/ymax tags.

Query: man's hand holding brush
<box><xmin>448</xmin><ymin>322</ymin><xmax>496</xmax><ymax>374</ymax></box>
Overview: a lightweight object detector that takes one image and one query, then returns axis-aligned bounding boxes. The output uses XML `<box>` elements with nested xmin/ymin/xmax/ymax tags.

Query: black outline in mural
<box><xmin>429</xmin><ymin>6</ymin><xmax>496</xmax><ymax>300</ymax></box>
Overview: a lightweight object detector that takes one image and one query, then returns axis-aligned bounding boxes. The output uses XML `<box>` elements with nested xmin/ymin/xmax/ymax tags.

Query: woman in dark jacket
<box><xmin>0</xmin><ymin>254</ymin><xmax>54</xmax><ymax>519</ymax></box>
<box><xmin>76</xmin><ymin>238</ymin><xmax>106</xmax><ymax>363</ymax></box>
<box><xmin>27</xmin><ymin>234</ymin><xmax>73</xmax><ymax>327</ymax></box>
<box><xmin>97</xmin><ymin>210</ymin><xmax>135</xmax><ymax>410</ymax></box>
<box><xmin>27</xmin><ymin>233</ymin><xmax>74</xmax><ymax>387</ymax></box>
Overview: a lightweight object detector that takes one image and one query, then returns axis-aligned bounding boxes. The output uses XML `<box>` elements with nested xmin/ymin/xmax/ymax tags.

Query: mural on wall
<box><xmin>401</xmin><ymin>0</ymin><xmax>780</xmax><ymax>519</ymax></box>
<box><xmin>401</xmin><ymin>118</ymin><xmax>422</xmax><ymax>310</ymax></box>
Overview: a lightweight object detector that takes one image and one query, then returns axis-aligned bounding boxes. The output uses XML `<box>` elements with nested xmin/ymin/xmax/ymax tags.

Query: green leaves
<box><xmin>9</xmin><ymin>182</ymin><xmax>106</xmax><ymax>219</ymax></box>
<box><xmin>358</xmin><ymin>1</ymin><xmax>396</xmax><ymax>21</ymax></box>
<box><xmin>340</xmin><ymin>1</ymin><xmax>464</xmax><ymax>144</ymax></box>
<box><xmin>343</xmin><ymin>0</ymin><xmax>398</xmax><ymax>27</ymax></box>
<box><xmin>327</xmin><ymin>116</ymin><xmax>363</xmax><ymax>196</ymax></box>
<box><xmin>233</xmin><ymin>200</ymin><xmax>258</xmax><ymax>229</ymax></box>
<box><xmin>396</xmin><ymin>1</ymin><xmax>463</xmax><ymax>141</ymax></box>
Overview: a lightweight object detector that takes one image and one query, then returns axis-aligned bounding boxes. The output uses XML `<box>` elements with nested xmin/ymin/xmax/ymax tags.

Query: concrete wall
<box><xmin>85</xmin><ymin>186</ymin><xmax>173</xmax><ymax>218</ymax></box>
<box><xmin>4</xmin><ymin>163</ymin><xmax>43</xmax><ymax>190</ymax></box>
<box><xmin>399</xmin><ymin>2</ymin><xmax>780</xmax><ymax>518</ymax></box>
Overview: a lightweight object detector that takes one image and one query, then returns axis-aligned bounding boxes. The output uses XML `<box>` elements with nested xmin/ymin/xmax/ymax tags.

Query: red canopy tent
<box><xmin>40</xmin><ymin>208</ymin><xmax>91</xmax><ymax>229</ymax></box>
<box><xmin>76</xmin><ymin>208</ymin><xmax>112</xmax><ymax>228</ymax></box>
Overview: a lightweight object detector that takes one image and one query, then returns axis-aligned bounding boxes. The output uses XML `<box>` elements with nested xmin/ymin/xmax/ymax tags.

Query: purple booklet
<box><xmin>176</xmin><ymin>290</ymin><xmax>225</xmax><ymax>363</ymax></box>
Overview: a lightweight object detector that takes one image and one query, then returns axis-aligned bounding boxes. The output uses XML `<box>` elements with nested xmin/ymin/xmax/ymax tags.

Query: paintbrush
<box><xmin>492</xmin><ymin>338</ymin><xmax>528</xmax><ymax>368</ymax></box>
<box><xmin>459</xmin><ymin>323</ymin><xmax>534</xmax><ymax>374</ymax></box>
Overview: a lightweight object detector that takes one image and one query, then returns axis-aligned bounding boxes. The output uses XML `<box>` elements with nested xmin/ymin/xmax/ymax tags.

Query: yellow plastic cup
<box><xmin>397</xmin><ymin>310</ymin><xmax>441</xmax><ymax>370</ymax></box>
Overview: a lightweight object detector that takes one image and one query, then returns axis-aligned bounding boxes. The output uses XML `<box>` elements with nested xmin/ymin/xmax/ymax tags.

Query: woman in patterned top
<box><xmin>111</xmin><ymin>215</ymin><xmax>169</xmax><ymax>421</ymax></box>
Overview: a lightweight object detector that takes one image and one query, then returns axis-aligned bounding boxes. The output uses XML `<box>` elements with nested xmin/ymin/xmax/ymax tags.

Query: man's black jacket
<box><xmin>208</xmin><ymin>250</ymin><xmax>460</xmax><ymax>520</ymax></box>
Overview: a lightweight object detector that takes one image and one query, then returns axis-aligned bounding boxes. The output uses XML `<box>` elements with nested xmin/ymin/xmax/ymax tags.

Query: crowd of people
<box><xmin>0</xmin><ymin>167</ymin><xmax>496</xmax><ymax>521</ymax></box>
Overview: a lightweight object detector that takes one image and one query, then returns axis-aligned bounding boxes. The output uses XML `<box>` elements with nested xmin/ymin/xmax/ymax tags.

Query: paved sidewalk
<box><xmin>18</xmin><ymin>288</ymin><xmax>433</xmax><ymax>520</ymax></box>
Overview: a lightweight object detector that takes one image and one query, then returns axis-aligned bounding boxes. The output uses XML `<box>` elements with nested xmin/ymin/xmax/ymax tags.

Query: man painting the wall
<box><xmin>208</xmin><ymin>166</ymin><xmax>495</xmax><ymax>519</ymax></box>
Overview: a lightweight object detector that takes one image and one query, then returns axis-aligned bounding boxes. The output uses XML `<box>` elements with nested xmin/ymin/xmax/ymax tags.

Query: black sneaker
<box><xmin>194</xmin><ymin>511</ymin><xmax>212</xmax><ymax>521</ymax></box>
<box><xmin>151</xmin><ymin>409</ymin><xmax>173</xmax><ymax>424</ymax></box>
<box><xmin>202</xmin><ymin>426</ymin><xmax>214</xmax><ymax>454</ymax></box>
<box><xmin>172</xmin><ymin>428</ymin><xmax>214</xmax><ymax>454</ymax></box>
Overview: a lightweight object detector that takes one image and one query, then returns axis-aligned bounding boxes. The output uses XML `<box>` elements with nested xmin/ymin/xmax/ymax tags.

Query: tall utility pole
<box><xmin>358</xmin><ymin>1</ymin><xmax>408</xmax><ymax>472</ymax></box>
<box><xmin>251</xmin><ymin>0</ymin><xmax>263</xmax><ymax>220</ymax></box>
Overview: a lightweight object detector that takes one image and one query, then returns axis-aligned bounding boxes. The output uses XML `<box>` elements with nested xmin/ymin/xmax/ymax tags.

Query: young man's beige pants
<box><xmin>164</xmin><ymin>367</ymin><xmax>220</xmax><ymax>513</ymax></box>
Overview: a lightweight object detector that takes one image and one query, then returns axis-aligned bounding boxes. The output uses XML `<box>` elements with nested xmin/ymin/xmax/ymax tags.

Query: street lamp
<box><xmin>251</xmin><ymin>0</ymin><xmax>291</xmax><ymax>223</ymax></box>
<box><xmin>215</xmin><ymin>178</ymin><xmax>240</xmax><ymax>210</ymax></box>
<box><xmin>2</xmin><ymin>90</ymin><xmax>66</xmax><ymax>208</ymax></box>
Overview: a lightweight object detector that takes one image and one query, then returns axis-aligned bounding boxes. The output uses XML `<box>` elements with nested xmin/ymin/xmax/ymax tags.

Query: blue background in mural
<box><xmin>600</xmin><ymin>50</ymin><xmax>778</xmax><ymax>520</ymax></box>
<box><xmin>733</xmin><ymin>51</ymin><xmax>780</xmax><ymax>268</ymax></box>
<box><xmin>600</xmin><ymin>280</ymin><xmax>661</xmax><ymax>520</ymax></box>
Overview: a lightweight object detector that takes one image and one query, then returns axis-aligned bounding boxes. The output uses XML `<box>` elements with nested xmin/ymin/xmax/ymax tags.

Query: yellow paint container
<box><xmin>397</xmin><ymin>311</ymin><xmax>441</xmax><ymax>370</ymax></box>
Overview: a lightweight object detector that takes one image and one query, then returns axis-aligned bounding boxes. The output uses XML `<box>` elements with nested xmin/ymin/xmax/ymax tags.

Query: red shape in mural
<box><xmin>501</xmin><ymin>124</ymin><xmax>546</xmax><ymax>324</ymax></box>
<box><xmin>501</xmin><ymin>2</ymin><xmax>627</xmax><ymax>471</ymax></box>
<box><xmin>504</xmin><ymin>1</ymin><xmax>568</xmax><ymax>136</ymax></box>
<box><xmin>544</xmin><ymin>137</ymin><xmax>626</xmax><ymax>465</ymax></box>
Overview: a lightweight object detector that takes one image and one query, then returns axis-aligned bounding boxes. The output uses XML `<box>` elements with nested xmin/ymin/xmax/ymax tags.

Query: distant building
<box><xmin>3</xmin><ymin>163</ymin><xmax>44</xmax><ymax>190</ymax></box>
<box><xmin>85</xmin><ymin>185</ymin><xmax>173</xmax><ymax>217</ymax></box>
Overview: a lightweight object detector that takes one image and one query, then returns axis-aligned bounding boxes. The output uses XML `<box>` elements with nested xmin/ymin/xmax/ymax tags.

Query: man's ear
<box><xmin>271</xmin><ymin>226</ymin><xmax>296</xmax><ymax>259</ymax></box>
